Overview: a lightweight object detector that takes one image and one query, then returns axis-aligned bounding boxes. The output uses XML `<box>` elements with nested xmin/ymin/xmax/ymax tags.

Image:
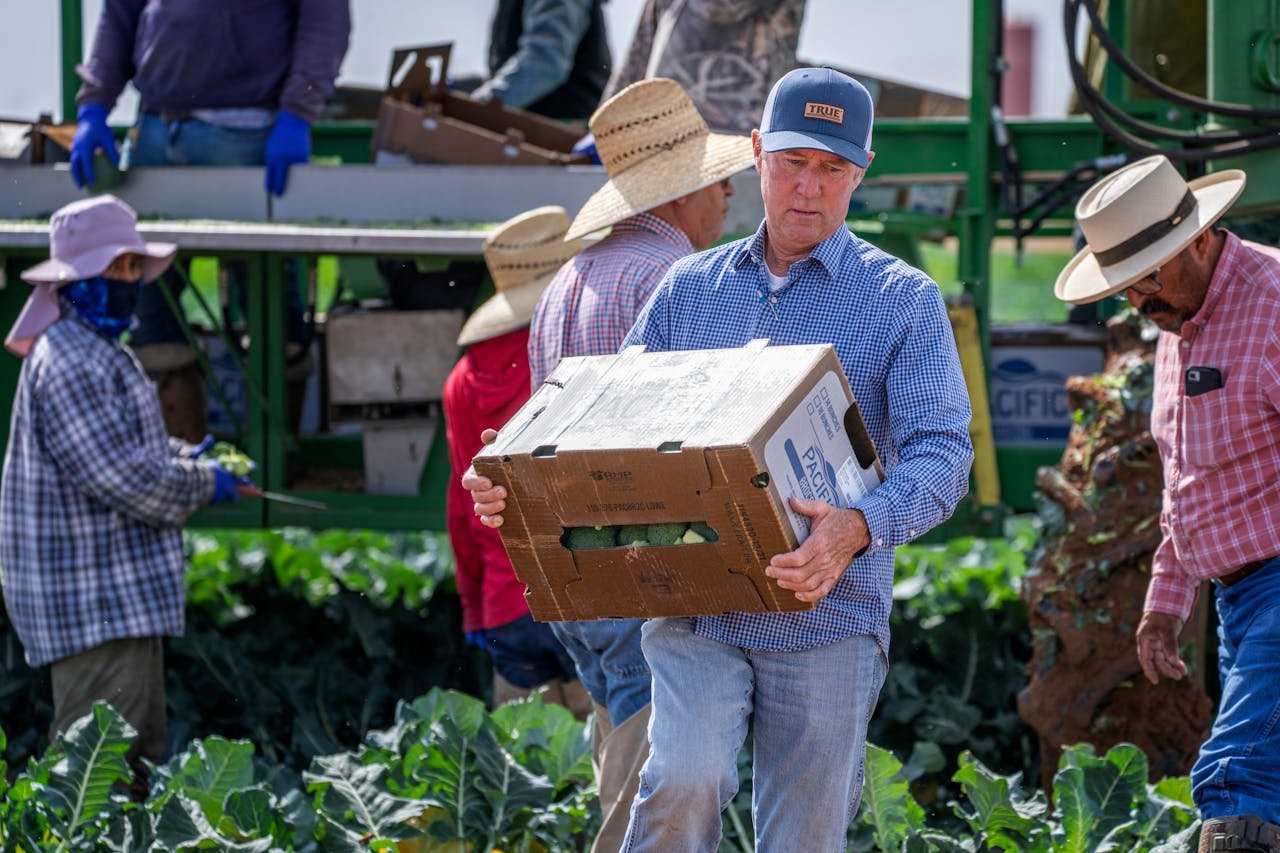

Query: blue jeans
<box><xmin>128</xmin><ymin>112</ymin><xmax>271</xmax><ymax>168</ymax></box>
<box><xmin>1192</xmin><ymin>558</ymin><xmax>1280</xmax><ymax>822</ymax></box>
<box><xmin>126</xmin><ymin>113</ymin><xmax>307</xmax><ymax>348</ymax></box>
<box><xmin>485</xmin><ymin>614</ymin><xmax>578</xmax><ymax>689</ymax></box>
<box><xmin>550</xmin><ymin>619</ymin><xmax>650</xmax><ymax>727</ymax></box>
<box><xmin>623</xmin><ymin>618</ymin><xmax>886</xmax><ymax>853</ymax></box>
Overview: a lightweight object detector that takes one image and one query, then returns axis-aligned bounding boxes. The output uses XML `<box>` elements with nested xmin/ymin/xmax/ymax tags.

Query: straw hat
<box><xmin>1055</xmin><ymin>155</ymin><xmax>1246</xmax><ymax>305</ymax></box>
<box><xmin>458</xmin><ymin>206</ymin><xmax>584</xmax><ymax>346</ymax></box>
<box><xmin>565</xmin><ymin>78</ymin><xmax>756</xmax><ymax>241</ymax></box>
<box><xmin>6</xmin><ymin>195</ymin><xmax>176</xmax><ymax>357</ymax></box>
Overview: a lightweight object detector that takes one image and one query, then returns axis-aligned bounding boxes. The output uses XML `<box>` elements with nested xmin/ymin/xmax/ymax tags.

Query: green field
<box><xmin>922</xmin><ymin>237</ymin><xmax>1076</xmax><ymax>325</ymax></box>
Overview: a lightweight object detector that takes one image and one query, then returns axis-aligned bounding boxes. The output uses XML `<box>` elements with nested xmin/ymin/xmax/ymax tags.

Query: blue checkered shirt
<box><xmin>622</xmin><ymin>221</ymin><xmax>974</xmax><ymax>654</ymax></box>
<box><xmin>0</xmin><ymin>315</ymin><xmax>214</xmax><ymax>667</ymax></box>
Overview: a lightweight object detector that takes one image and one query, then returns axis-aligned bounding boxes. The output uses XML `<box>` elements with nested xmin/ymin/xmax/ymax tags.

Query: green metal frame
<box><xmin>59</xmin><ymin>0</ymin><xmax>82</xmax><ymax>122</ymax></box>
<box><xmin>192</xmin><ymin>249</ymin><xmax>462</xmax><ymax>532</ymax></box>
<box><xmin>54</xmin><ymin>0</ymin><xmax>1251</xmax><ymax>534</ymax></box>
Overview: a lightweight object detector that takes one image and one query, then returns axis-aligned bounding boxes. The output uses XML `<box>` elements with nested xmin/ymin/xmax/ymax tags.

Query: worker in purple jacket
<box><xmin>70</xmin><ymin>0</ymin><xmax>350</xmax><ymax>197</ymax></box>
<box><xmin>68</xmin><ymin>1</ymin><xmax>350</xmax><ymax>436</ymax></box>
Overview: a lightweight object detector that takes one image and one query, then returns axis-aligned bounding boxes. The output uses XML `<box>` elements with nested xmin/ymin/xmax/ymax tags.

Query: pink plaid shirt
<box><xmin>528</xmin><ymin>213</ymin><xmax>694</xmax><ymax>388</ymax></box>
<box><xmin>1147</xmin><ymin>233</ymin><xmax>1280</xmax><ymax>620</ymax></box>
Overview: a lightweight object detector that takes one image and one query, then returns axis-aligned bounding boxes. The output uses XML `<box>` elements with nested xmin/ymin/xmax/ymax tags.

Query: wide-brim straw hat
<box><xmin>565</xmin><ymin>78</ymin><xmax>757</xmax><ymax>242</ymax></box>
<box><xmin>458</xmin><ymin>206</ymin><xmax>584</xmax><ymax>346</ymax></box>
<box><xmin>1055</xmin><ymin>155</ymin><xmax>1246</xmax><ymax>305</ymax></box>
<box><xmin>6</xmin><ymin>194</ymin><xmax>176</xmax><ymax>356</ymax></box>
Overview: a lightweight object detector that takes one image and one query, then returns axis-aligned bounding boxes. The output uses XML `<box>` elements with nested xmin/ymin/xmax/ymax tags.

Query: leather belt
<box><xmin>143</xmin><ymin>108</ymin><xmax>193</xmax><ymax>123</ymax></box>
<box><xmin>1214</xmin><ymin>557</ymin><xmax>1271</xmax><ymax>588</ymax></box>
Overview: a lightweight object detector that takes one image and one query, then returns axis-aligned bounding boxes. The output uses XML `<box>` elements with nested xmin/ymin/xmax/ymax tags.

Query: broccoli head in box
<box><xmin>565</xmin><ymin>525</ymin><xmax>620</xmax><ymax>549</ymax></box>
<box><xmin>689</xmin><ymin>522</ymin><xmax>718</xmax><ymax>543</ymax></box>
<box><xmin>645</xmin><ymin>523</ymin><xmax>687</xmax><ymax>546</ymax></box>
<box><xmin>617</xmin><ymin>525</ymin><xmax>649</xmax><ymax>546</ymax></box>
<box><xmin>561</xmin><ymin>522</ymin><xmax>719</xmax><ymax>550</ymax></box>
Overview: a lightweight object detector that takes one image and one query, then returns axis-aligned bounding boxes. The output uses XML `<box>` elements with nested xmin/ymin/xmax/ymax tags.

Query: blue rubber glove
<box><xmin>69</xmin><ymin>104</ymin><xmax>120</xmax><ymax>189</ymax></box>
<box><xmin>464</xmin><ymin>630</ymin><xmax>488</xmax><ymax>650</ymax></box>
<box><xmin>263</xmin><ymin>109</ymin><xmax>311</xmax><ymax>196</ymax></box>
<box><xmin>187</xmin><ymin>434</ymin><xmax>216</xmax><ymax>459</ymax></box>
<box><xmin>571</xmin><ymin>132</ymin><xmax>601</xmax><ymax>165</ymax></box>
<box><xmin>210</xmin><ymin>463</ymin><xmax>243</xmax><ymax>504</ymax></box>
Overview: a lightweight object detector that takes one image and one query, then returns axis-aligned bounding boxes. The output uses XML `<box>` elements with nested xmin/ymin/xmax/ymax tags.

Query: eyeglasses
<box><xmin>1115</xmin><ymin>269</ymin><xmax>1163</xmax><ymax>301</ymax></box>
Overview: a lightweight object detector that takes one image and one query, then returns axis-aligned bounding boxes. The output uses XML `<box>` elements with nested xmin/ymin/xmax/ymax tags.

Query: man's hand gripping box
<box><xmin>471</xmin><ymin>340</ymin><xmax>884</xmax><ymax>620</ymax></box>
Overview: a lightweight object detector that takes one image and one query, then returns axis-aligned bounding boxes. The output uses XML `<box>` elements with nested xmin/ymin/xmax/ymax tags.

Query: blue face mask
<box><xmin>63</xmin><ymin>275</ymin><xmax>143</xmax><ymax>339</ymax></box>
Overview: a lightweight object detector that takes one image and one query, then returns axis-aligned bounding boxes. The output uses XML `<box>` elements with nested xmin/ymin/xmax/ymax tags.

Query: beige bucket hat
<box><xmin>6</xmin><ymin>195</ymin><xmax>177</xmax><ymax>357</ymax></box>
<box><xmin>565</xmin><ymin>78</ymin><xmax>757</xmax><ymax>242</ymax></box>
<box><xmin>457</xmin><ymin>206</ymin><xmax>584</xmax><ymax>346</ymax></box>
<box><xmin>1055</xmin><ymin>155</ymin><xmax>1246</xmax><ymax>305</ymax></box>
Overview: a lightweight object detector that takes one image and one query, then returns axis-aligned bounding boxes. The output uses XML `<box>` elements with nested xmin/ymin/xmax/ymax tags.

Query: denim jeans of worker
<box><xmin>485</xmin><ymin>613</ymin><xmax>579</xmax><ymax>689</ymax></box>
<box><xmin>1192</xmin><ymin>558</ymin><xmax>1280</xmax><ymax>823</ymax></box>
<box><xmin>550</xmin><ymin>619</ymin><xmax>650</xmax><ymax>727</ymax></box>
<box><xmin>126</xmin><ymin>113</ymin><xmax>308</xmax><ymax>348</ymax></box>
<box><xmin>623</xmin><ymin>618</ymin><xmax>886</xmax><ymax>853</ymax></box>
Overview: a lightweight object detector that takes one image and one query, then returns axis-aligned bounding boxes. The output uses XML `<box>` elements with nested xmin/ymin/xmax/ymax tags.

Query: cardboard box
<box><xmin>362</xmin><ymin>418</ymin><xmax>436</xmax><ymax>495</ymax></box>
<box><xmin>370</xmin><ymin>43</ymin><xmax>586</xmax><ymax>166</ymax></box>
<box><xmin>472</xmin><ymin>340</ymin><xmax>885</xmax><ymax>621</ymax></box>
<box><xmin>325</xmin><ymin>308</ymin><xmax>464</xmax><ymax>407</ymax></box>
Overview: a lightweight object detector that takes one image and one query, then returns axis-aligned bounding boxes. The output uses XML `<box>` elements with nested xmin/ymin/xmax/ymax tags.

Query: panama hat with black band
<box><xmin>1055</xmin><ymin>155</ymin><xmax>1246</xmax><ymax>305</ymax></box>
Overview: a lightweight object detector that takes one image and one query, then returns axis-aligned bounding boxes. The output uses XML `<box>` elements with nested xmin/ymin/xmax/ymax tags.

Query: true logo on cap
<box><xmin>803</xmin><ymin>102</ymin><xmax>844</xmax><ymax>124</ymax></box>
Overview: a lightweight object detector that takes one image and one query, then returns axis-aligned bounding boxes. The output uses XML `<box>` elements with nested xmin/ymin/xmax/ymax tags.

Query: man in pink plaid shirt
<box><xmin>1056</xmin><ymin>155</ymin><xmax>1280</xmax><ymax>853</ymax></box>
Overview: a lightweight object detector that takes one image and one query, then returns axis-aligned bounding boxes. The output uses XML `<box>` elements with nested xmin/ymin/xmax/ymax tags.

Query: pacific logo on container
<box><xmin>991</xmin><ymin>357</ymin><xmax>1071</xmax><ymax>443</ymax></box>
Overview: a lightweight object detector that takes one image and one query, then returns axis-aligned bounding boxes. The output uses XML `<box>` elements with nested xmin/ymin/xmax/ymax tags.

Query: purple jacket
<box><xmin>76</xmin><ymin>0</ymin><xmax>350</xmax><ymax>123</ymax></box>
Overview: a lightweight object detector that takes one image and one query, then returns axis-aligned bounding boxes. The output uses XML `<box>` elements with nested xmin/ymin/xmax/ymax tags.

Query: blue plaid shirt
<box><xmin>0</xmin><ymin>314</ymin><xmax>214</xmax><ymax>667</ymax></box>
<box><xmin>622</xmin><ymin>221</ymin><xmax>974</xmax><ymax>654</ymax></box>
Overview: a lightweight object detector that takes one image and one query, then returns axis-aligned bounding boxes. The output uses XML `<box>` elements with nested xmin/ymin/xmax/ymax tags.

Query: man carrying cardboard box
<box><xmin>470</xmin><ymin>67</ymin><xmax>973</xmax><ymax>849</ymax></box>
<box><xmin>465</xmin><ymin>77</ymin><xmax>756</xmax><ymax>852</ymax></box>
<box><xmin>476</xmin><ymin>67</ymin><xmax>973</xmax><ymax>849</ymax></box>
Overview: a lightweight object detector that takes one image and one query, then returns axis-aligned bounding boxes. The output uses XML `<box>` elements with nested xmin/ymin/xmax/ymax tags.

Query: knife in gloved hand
<box><xmin>259</xmin><ymin>490</ymin><xmax>329</xmax><ymax>510</ymax></box>
<box><xmin>243</xmin><ymin>485</ymin><xmax>329</xmax><ymax>510</ymax></box>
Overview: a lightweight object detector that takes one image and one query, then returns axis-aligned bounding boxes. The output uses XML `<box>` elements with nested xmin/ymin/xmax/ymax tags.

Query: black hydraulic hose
<box><xmin>1063</xmin><ymin>0</ymin><xmax>1280</xmax><ymax>162</ymax></box>
<box><xmin>1010</xmin><ymin>157</ymin><xmax>1111</xmax><ymax>219</ymax></box>
<box><xmin>1073</xmin><ymin>73</ymin><xmax>1280</xmax><ymax>144</ymax></box>
<box><xmin>1008</xmin><ymin>155</ymin><xmax>1128</xmax><ymax>238</ymax></box>
<box><xmin>1079</xmin><ymin>0</ymin><xmax>1280</xmax><ymax>121</ymax></box>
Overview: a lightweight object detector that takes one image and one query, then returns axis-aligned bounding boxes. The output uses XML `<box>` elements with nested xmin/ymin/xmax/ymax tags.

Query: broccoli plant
<box><xmin>202</xmin><ymin>441</ymin><xmax>255</xmax><ymax>478</ymax></box>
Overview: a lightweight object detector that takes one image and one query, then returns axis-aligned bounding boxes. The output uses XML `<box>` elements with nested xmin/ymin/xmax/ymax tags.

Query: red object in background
<box><xmin>443</xmin><ymin>327</ymin><xmax>536</xmax><ymax>633</ymax></box>
<box><xmin>1003</xmin><ymin>19</ymin><xmax>1035</xmax><ymax>117</ymax></box>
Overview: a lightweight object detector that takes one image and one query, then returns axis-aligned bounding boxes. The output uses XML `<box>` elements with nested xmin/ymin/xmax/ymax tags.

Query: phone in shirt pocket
<box><xmin>1183</xmin><ymin>366</ymin><xmax>1228</xmax><ymax>469</ymax></box>
<box><xmin>1185</xmin><ymin>366</ymin><xmax>1223</xmax><ymax>398</ymax></box>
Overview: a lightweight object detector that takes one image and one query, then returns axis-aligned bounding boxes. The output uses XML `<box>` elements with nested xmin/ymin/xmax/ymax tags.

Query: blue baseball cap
<box><xmin>759</xmin><ymin>67</ymin><xmax>874</xmax><ymax>168</ymax></box>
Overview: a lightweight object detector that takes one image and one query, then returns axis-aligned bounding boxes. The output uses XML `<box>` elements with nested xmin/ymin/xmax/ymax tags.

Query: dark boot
<box><xmin>1199</xmin><ymin>815</ymin><xmax>1280</xmax><ymax>853</ymax></box>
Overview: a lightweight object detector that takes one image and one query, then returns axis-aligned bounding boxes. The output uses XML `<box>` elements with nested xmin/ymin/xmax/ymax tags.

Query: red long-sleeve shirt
<box><xmin>443</xmin><ymin>328</ymin><xmax>535</xmax><ymax>632</ymax></box>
